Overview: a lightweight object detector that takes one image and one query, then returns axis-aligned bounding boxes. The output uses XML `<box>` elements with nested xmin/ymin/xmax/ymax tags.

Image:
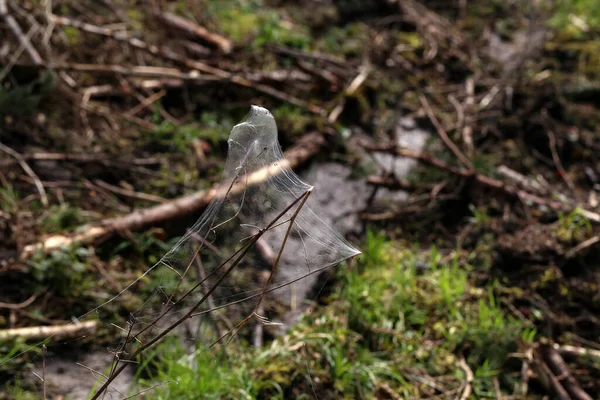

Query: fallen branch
<box><xmin>0</xmin><ymin>0</ymin><xmax>43</xmax><ymax>65</ymax></box>
<box><xmin>362</xmin><ymin>142</ymin><xmax>600</xmax><ymax>223</ymax></box>
<box><xmin>539</xmin><ymin>341</ymin><xmax>593</xmax><ymax>400</ymax></box>
<box><xmin>51</xmin><ymin>63</ymin><xmax>221</xmax><ymax>82</ymax></box>
<box><xmin>157</xmin><ymin>12</ymin><xmax>232</xmax><ymax>53</ymax></box>
<box><xmin>554</xmin><ymin>343</ymin><xmax>600</xmax><ymax>361</ymax></box>
<box><xmin>0</xmin><ymin>320</ymin><xmax>97</xmax><ymax>341</ymax></box>
<box><xmin>419</xmin><ymin>94</ymin><xmax>472</xmax><ymax>169</ymax></box>
<box><xmin>565</xmin><ymin>235</ymin><xmax>600</xmax><ymax>259</ymax></box>
<box><xmin>21</xmin><ymin>132</ymin><xmax>326</xmax><ymax>258</ymax></box>
<box><xmin>497</xmin><ymin>165</ymin><xmax>549</xmax><ymax>196</ymax></box>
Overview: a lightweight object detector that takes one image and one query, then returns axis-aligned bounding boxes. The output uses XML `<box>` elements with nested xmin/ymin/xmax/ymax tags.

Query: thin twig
<box><xmin>328</xmin><ymin>64</ymin><xmax>370</xmax><ymax>123</ymax></box>
<box><xmin>565</xmin><ymin>235</ymin><xmax>600</xmax><ymax>259</ymax></box>
<box><xmin>93</xmin><ymin>180</ymin><xmax>167</xmax><ymax>203</ymax></box>
<box><xmin>419</xmin><ymin>94</ymin><xmax>472</xmax><ymax>169</ymax></box>
<box><xmin>0</xmin><ymin>142</ymin><xmax>48</xmax><ymax>207</ymax></box>
<box><xmin>0</xmin><ymin>320</ymin><xmax>97</xmax><ymax>341</ymax></box>
<box><xmin>547</xmin><ymin>127</ymin><xmax>576</xmax><ymax>193</ymax></box>
<box><xmin>0</xmin><ymin>0</ymin><xmax>43</xmax><ymax>65</ymax></box>
<box><xmin>362</xmin><ymin>142</ymin><xmax>600</xmax><ymax>223</ymax></box>
<box><xmin>0</xmin><ymin>294</ymin><xmax>37</xmax><ymax>310</ymax></box>
<box><xmin>42</xmin><ymin>344</ymin><xmax>47</xmax><ymax>400</ymax></box>
<box><xmin>458</xmin><ymin>357</ymin><xmax>473</xmax><ymax>400</ymax></box>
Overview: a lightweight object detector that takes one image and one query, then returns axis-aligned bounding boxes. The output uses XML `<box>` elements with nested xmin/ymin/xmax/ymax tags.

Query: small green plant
<box><xmin>468</xmin><ymin>204</ymin><xmax>490</xmax><ymax>225</ymax></box>
<box><xmin>28</xmin><ymin>246</ymin><xmax>94</xmax><ymax>297</ymax></box>
<box><xmin>0</xmin><ymin>71</ymin><xmax>56</xmax><ymax>116</ymax></box>
<box><xmin>207</xmin><ymin>0</ymin><xmax>310</xmax><ymax>49</ymax></box>
<box><xmin>548</xmin><ymin>0</ymin><xmax>600</xmax><ymax>38</ymax></box>
<box><xmin>40</xmin><ymin>204</ymin><xmax>87</xmax><ymax>234</ymax></box>
<box><xmin>556</xmin><ymin>207</ymin><xmax>592</xmax><ymax>242</ymax></box>
<box><xmin>0</xmin><ymin>185</ymin><xmax>19</xmax><ymax>213</ymax></box>
<box><xmin>136</xmin><ymin>337</ymin><xmax>253</xmax><ymax>400</ymax></box>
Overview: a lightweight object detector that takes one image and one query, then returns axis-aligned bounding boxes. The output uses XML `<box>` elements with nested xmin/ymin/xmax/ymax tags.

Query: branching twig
<box><xmin>0</xmin><ymin>0</ymin><xmax>43</xmax><ymax>65</ymax></box>
<box><xmin>419</xmin><ymin>94</ymin><xmax>472</xmax><ymax>169</ymax></box>
<box><xmin>539</xmin><ymin>341</ymin><xmax>593</xmax><ymax>400</ymax></box>
<box><xmin>90</xmin><ymin>188</ymin><xmax>315</xmax><ymax>399</ymax></box>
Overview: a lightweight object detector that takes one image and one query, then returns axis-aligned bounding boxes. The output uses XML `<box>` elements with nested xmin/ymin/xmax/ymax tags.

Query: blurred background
<box><xmin>1</xmin><ymin>0</ymin><xmax>600</xmax><ymax>399</ymax></box>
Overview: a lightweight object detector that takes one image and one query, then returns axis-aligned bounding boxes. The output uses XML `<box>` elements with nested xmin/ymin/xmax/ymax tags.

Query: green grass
<box><xmin>133</xmin><ymin>230</ymin><xmax>528</xmax><ymax>398</ymax></box>
<box><xmin>548</xmin><ymin>0</ymin><xmax>600</xmax><ymax>38</ymax></box>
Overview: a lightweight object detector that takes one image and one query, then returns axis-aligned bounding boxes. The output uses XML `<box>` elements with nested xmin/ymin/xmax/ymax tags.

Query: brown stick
<box><xmin>363</xmin><ymin>142</ymin><xmax>600</xmax><ymax>223</ymax></box>
<box><xmin>0</xmin><ymin>294</ymin><xmax>37</xmax><ymax>310</ymax></box>
<box><xmin>20</xmin><ymin>132</ymin><xmax>326</xmax><ymax>258</ymax></box>
<box><xmin>157</xmin><ymin>12</ymin><xmax>232</xmax><ymax>53</ymax></box>
<box><xmin>540</xmin><ymin>342</ymin><xmax>594</xmax><ymax>400</ymax></box>
<box><xmin>51</xmin><ymin>63</ymin><xmax>221</xmax><ymax>82</ymax></box>
<box><xmin>419</xmin><ymin>94</ymin><xmax>472</xmax><ymax>169</ymax></box>
<box><xmin>0</xmin><ymin>0</ymin><xmax>43</xmax><ymax>65</ymax></box>
<box><xmin>0</xmin><ymin>320</ymin><xmax>97</xmax><ymax>341</ymax></box>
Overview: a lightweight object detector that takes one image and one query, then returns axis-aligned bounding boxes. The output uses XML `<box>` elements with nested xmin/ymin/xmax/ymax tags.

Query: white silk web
<box><xmin>132</xmin><ymin>105</ymin><xmax>361</xmax><ymax>339</ymax></box>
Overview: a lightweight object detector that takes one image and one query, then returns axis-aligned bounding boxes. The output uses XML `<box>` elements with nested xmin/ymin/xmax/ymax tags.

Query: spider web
<box><xmin>117</xmin><ymin>105</ymin><xmax>360</xmax><ymax>342</ymax></box>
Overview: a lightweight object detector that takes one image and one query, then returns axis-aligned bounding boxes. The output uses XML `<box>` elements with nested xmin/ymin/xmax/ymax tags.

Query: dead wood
<box><xmin>20</xmin><ymin>132</ymin><xmax>326</xmax><ymax>258</ymax></box>
<box><xmin>157</xmin><ymin>12</ymin><xmax>232</xmax><ymax>54</ymax></box>
<box><xmin>0</xmin><ymin>0</ymin><xmax>42</xmax><ymax>65</ymax></box>
<box><xmin>0</xmin><ymin>320</ymin><xmax>97</xmax><ymax>341</ymax></box>
<box><xmin>538</xmin><ymin>341</ymin><xmax>594</xmax><ymax>400</ymax></box>
<box><xmin>362</xmin><ymin>142</ymin><xmax>600</xmax><ymax>223</ymax></box>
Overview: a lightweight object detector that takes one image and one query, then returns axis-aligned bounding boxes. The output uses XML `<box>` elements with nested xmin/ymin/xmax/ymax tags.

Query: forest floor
<box><xmin>1</xmin><ymin>1</ymin><xmax>600</xmax><ymax>399</ymax></box>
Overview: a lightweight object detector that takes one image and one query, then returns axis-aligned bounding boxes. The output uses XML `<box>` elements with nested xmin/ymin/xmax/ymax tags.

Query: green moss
<box><xmin>316</xmin><ymin>23</ymin><xmax>368</xmax><ymax>57</ymax></box>
<box><xmin>207</xmin><ymin>0</ymin><xmax>311</xmax><ymax>49</ymax></box>
<box><xmin>63</xmin><ymin>26</ymin><xmax>80</xmax><ymax>45</ymax></box>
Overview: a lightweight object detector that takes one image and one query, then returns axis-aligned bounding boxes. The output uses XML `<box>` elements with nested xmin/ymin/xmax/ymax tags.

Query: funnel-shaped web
<box><xmin>114</xmin><ymin>105</ymin><xmax>361</xmax><ymax>345</ymax></box>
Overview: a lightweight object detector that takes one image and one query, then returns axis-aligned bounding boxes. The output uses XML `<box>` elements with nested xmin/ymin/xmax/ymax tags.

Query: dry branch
<box><xmin>51</xmin><ymin>63</ymin><xmax>221</xmax><ymax>83</ymax></box>
<box><xmin>0</xmin><ymin>320</ymin><xmax>97</xmax><ymax>341</ymax></box>
<box><xmin>0</xmin><ymin>0</ymin><xmax>43</xmax><ymax>65</ymax></box>
<box><xmin>21</xmin><ymin>132</ymin><xmax>326</xmax><ymax>258</ymax></box>
<box><xmin>539</xmin><ymin>342</ymin><xmax>593</xmax><ymax>400</ymax></box>
<box><xmin>363</xmin><ymin>142</ymin><xmax>600</xmax><ymax>223</ymax></box>
<box><xmin>157</xmin><ymin>12</ymin><xmax>232</xmax><ymax>53</ymax></box>
<box><xmin>419</xmin><ymin>95</ymin><xmax>472</xmax><ymax>169</ymax></box>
